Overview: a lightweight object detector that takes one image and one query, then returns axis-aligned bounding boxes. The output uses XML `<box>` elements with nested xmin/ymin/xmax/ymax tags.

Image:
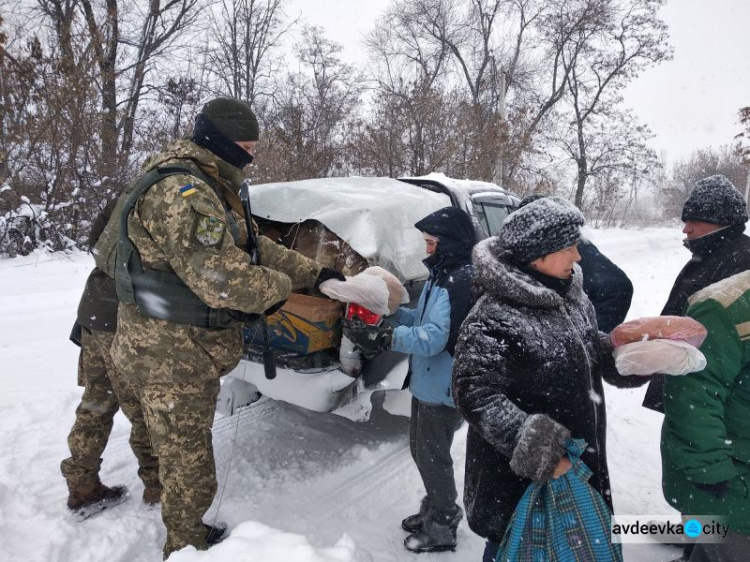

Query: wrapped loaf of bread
<box><xmin>319</xmin><ymin>266</ymin><xmax>409</xmax><ymax>315</ymax></box>
<box><xmin>611</xmin><ymin>316</ymin><xmax>707</xmax><ymax>349</ymax></box>
<box><xmin>614</xmin><ymin>340</ymin><xmax>707</xmax><ymax>376</ymax></box>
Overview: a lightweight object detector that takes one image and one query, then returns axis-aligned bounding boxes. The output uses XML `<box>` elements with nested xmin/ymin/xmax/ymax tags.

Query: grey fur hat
<box><xmin>501</xmin><ymin>197</ymin><xmax>585</xmax><ymax>264</ymax></box>
<box><xmin>681</xmin><ymin>175</ymin><xmax>748</xmax><ymax>226</ymax></box>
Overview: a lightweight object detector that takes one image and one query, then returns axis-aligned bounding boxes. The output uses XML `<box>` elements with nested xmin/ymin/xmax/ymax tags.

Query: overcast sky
<box><xmin>286</xmin><ymin>0</ymin><xmax>750</xmax><ymax>167</ymax></box>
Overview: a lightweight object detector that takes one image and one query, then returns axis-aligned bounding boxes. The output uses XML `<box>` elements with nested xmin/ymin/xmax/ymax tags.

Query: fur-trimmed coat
<box><xmin>452</xmin><ymin>237</ymin><xmax>645</xmax><ymax>542</ymax></box>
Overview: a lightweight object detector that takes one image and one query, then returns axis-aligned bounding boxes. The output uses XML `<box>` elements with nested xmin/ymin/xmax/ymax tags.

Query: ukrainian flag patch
<box><xmin>179</xmin><ymin>184</ymin><xmax>197</xmax><ymax>197</ymax></box>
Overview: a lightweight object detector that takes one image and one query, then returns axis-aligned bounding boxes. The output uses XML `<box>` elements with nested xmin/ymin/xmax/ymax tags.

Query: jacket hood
<box><xmin>472</xmin><ymin>236</ymin><xmax>584</xmax><ymax>309</ymax></box>
<box><xmin>415</xmin><ymin>206</ymin><xmax>476</xmax><ymax>261</ymax></box>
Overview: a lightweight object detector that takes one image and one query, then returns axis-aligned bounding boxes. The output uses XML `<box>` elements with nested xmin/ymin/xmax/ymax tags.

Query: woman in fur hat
<box><xmin>451</xmin><ymin>197</ymin><xmax>646</xmax><ymax>561</ymax></box>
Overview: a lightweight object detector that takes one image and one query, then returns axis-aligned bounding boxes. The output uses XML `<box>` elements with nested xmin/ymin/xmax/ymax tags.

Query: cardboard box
<box><xmin>266</xmin><ymin>293</ymin><xmax>344</xmax><ymax>354</ymax></box>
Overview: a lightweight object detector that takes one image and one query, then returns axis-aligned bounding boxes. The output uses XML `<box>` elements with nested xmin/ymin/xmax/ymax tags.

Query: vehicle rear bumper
<box><xmin>225</xmin><ymin>360</ymin><xmax>360</xmax><ymax>413</ymax></box>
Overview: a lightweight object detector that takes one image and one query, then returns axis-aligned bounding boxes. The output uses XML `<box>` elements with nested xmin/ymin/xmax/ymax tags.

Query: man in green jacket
<box><xmin>661</xmin><ymin>270</ymin><xmax>750</xmax><ymax>562</ymax></box>
<box><xmin>109</xmin><ymin>97</ymin><xmax>342</xmax><ymax>558</ymax></box>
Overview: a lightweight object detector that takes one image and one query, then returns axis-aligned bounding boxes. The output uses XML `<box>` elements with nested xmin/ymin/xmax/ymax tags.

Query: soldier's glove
<box><xmin>314</xmin><ymin>267</ymin><xmax>345</xmax><ymax>289</ymax></box>
<box><xmin>264</xmin><ymin>299</ymin><xmax>287</xmax><ymax>316</ymax></box>
<box><xmin>694</xmin><ymin>480</ymin><xmax>731</xmax><ymax>499</ymax></box>
<box><xmin>228</xmin><ymin>310</ymin><xmax>260</xmax><ymax>324</ymax></box>
<box><xmin>342</xmin><ymin>317</ymin><xmax>393</xmax><ymax>359</ymax></box>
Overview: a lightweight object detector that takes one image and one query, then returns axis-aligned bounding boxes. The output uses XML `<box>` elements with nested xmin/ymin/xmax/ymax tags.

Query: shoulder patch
<box><xmin>193</xmin><ymin>214</ymin><xmax>226</xmax><ymax>247</ymax></box>
<box><xmin>179</xmin><ymin>183</ymin><xmax>197</xmax><ymax>197</ymax></box>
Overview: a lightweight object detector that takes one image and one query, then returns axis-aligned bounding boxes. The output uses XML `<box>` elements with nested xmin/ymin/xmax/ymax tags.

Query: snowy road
<box><xmin>0</xmin><ymin>227</ymin><xmax>696</xmax><ymax>561</ymax></box>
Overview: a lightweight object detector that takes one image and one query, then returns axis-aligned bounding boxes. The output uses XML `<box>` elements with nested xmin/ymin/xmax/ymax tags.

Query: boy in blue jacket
<box><xmin>344</xmin><ymin>207</ymin><xmax>476</xmax><ymax>553</ymax></box>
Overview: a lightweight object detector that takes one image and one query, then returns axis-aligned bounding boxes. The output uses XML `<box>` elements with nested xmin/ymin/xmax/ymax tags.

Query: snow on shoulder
<box><xmin>168</xmin><ymin>521</ymin><xmax>359</xmax><ymax>562</ymax></box>
<box><xmin>249</xmin><ymin>177</ymin><xmax>451</xmax><ymax>282</ymax></box>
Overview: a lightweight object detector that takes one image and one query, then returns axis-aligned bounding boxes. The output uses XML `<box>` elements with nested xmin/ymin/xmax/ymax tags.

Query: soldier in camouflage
<box><xmin>61</xmin><ymin>201</ymin><xmax>160</xmax><ymax>521</ymax></box>
<box><xmin>109</xmin><ymin>97</ymin><xmax>343</xmax><ymax>558</ymax></box>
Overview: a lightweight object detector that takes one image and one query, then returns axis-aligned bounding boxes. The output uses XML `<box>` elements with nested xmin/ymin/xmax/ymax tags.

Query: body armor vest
<box><xmin>114</xmin><ymin>163</ymin><xmax>248</xmax><ymax>329</ymax></box>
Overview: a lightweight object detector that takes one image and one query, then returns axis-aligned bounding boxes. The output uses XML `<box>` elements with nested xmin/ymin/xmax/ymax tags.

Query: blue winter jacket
<box><xmin>389</xmin><ymin>207</ymin><xmax>475</xmax><ymax>407</ymax></box>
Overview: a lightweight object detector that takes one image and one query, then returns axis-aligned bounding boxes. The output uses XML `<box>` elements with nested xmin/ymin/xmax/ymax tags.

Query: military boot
<box><xmin>404</xmin><ymin>508</ymin><xmax>463</xmax><ymax>553</ymax></box>
<box><xmin>401</xmin><ymin>497</ymin><xmax>431</xmax><ymax>532</ymax></box>
<box><xmin>204</xmin><ymin>523</ymin><xmax>228</xmax><ymax>547</ymax></box>
<box><xmin>66</xmin><ymin>480</ymin><xmax>128</xmax><ymax>521</ymax></box>
<box><xmin>142</xmin><ymin>486</ymin><xmax>162</xmax><ymax>507</ymax></box>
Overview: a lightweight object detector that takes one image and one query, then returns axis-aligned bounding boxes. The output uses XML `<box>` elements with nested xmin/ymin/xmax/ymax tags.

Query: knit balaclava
<box><xmin>501</xmin><ymin>197</ymin><xmax>585</xmax><ymax>264</ymax></box>
<box><xmin>681</xmin><ymin>175</ymin><xmax>748</xmax><ymax>226</ymax></box>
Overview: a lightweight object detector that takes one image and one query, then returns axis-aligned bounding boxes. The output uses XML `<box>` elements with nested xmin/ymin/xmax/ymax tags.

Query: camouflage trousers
<box><xmin>60</xmin><ymin>328</ymin><xmax>159</xmax><ymax>490</ymax></box>
<box><xmin>138</xmin><ymin>379</ymin><xmax>220</xmax><ymax>558</ymax></box>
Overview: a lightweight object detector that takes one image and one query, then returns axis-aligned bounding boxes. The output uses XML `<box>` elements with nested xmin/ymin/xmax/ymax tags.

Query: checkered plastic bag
<box><xmin>496</xmin><ymin>439</ymin><xmax>623</xmax><ymax>562</ymax></box>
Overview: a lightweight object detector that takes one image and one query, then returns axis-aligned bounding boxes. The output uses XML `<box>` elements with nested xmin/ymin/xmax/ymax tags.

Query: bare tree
<box><xmin>558</xmin><ymin>0</ymin><xmax>670</xmax><ymax>206</ymax></box>
<box><xmin>205</xmin><ymin>0</ymin><xmax>294</xmax><ymax>109</ymax></box>
<box><xmin>662</xmin><ymin>145</ymin><xmax>748</xmax><ymax>220</ymax></box>
<box><xmin>0</xmin><ymin>1</ymin><xmax>203</xmax><ymax>254</ymax></box>
<box><xmin>35</xmin><ymin>0</ymin><xmax>203</xmax><ymax>177</ymax></box>
<box><xmin>556</xmin><ymin>102</ymin><xmax>659</xmax><ymax>209</ymax></box>
<box><xmin>251</xmin><ymin>26</ymin><xmax>364</xmax><ymax>181</ymax></box>
<box><xmin>567</xmin><ymin>106</ymin><xmax>659</xmax><ymax>224</ymax></box>
<box><xmin>0</xmin><ymin>11</ymin><xmax>101</xmax><ymax>254</ymax></box>
<box><xmin>364</xmin><ymin>0</ymin><xmax>451</xmax><ymax>92</ymax></box>
<box><xmin>351</xmin><ymin>85</ymin><xmax>464</xmax><ymax>177</ymax></box>
<box><xmin>365</xmin><ymin>0</ymin><xmax>635</xmax><ymax>186</ymax></box>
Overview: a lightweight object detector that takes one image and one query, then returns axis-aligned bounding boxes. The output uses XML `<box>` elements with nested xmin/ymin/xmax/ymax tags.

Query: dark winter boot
<box><xmin>204</xmin><ymin>523</ymin><xmax>228</xmax><ymax>547</ymax></box>
<box><xmin>66</xmin><ymin>480</ymin><xmax>128</xmax><ymax>521</ymax></box>
<box><xmin>401</xmin><ymin>497</ymin><xmax>431</xmax><ymax>533</ymax></box>
<box><xmin>142</xmin><ymin>486</ymin><xmax>162</xmax><ymax>507</ymax></box>
<box><xmin>669</xmin><ymin>543</ymin><xmax>695</xmax><ymax>562</ymax></box>
<box><xmin>404</xmin><ymin>508</ymin><xmax>463</xmax><ymax>553</ymax></box>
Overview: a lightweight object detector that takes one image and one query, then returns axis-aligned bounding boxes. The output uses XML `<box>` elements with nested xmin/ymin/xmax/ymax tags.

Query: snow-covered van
<box><xmin>217</xmin><ymin>174</ymin><xmax>519</xmax><ymax>421</ymax></box>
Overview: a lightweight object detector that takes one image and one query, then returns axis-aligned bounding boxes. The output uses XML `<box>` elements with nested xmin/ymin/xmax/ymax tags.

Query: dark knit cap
<box><xmin>681</xmin><ymin>175</ymin><xmax>748</xmax><ymax>226</ymax></box>
<box><xmin>501</xmin><ymin>197</ymin><xmax>585</xmax><ymax>264</ymax></box>
<box><xmin>200</xmin><ymin>97</ymin><xmax>259</xmax><ymax>141</ymax></box>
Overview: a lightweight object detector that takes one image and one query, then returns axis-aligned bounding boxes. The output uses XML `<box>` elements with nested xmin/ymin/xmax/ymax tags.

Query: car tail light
<box><xmin>345</xmin><ymin>303</ymin><xmax>382</xmax><ymax>326</ymax></box>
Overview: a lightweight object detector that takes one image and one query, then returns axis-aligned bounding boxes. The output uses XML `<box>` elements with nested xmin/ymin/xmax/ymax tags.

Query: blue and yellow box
<box><xmin>265</xmin><ymin>293</ymin><xmax>344</xmax><ymax>354</ymax></box>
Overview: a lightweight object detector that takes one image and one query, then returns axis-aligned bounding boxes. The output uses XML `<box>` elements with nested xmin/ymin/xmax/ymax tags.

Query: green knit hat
<box><xmin>200</xmin><ymin>97</ymin><xmax>259</xmax><ymax>141</ymax></box>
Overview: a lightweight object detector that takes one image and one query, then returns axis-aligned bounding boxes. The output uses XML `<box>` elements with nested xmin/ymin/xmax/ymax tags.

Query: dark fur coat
<box><xmin>451</xmin><ymin>237</ymin><xmax>644</xmax><ymax>542</ymax></box>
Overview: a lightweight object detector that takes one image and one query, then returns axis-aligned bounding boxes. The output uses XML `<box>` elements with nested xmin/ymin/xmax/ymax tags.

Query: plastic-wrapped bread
<box><xmin>611</xmin><ymin>316</ymin><xmax>708</xmax><ymax>349</ymax></box>
<box><xmin>614</xmin><ymin>340</ymin><xmax>707</xmax><ymax>376</ymax></box>
<box><xmin>362</xmin><ymin>266</ymin><xmax>410</xmax><ymax>313</ymax></box>
<box><xmin>319</xmin><ymin>266</ymin><xmax>409</xmax><ymax>316</ymax></box>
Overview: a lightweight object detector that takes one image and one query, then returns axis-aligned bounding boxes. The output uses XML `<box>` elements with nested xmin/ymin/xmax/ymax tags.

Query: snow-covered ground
<box><xmin>0</xmin><ymin>227</ymin><xmax>692</xmax><ymax>562</ymax></box>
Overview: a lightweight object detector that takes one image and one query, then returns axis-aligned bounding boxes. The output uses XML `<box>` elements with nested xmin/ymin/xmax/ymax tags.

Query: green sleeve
<box><xmin>663</xmin><ymin>299</ymin><xmax>742</xmax><ymax>484</ymax></box>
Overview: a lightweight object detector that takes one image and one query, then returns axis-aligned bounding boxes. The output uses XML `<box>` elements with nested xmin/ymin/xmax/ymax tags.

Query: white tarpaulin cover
<box><xmin>249</xmin><ymin>177</ymin><xmax>452</xmax><ymax>281</ymax></box>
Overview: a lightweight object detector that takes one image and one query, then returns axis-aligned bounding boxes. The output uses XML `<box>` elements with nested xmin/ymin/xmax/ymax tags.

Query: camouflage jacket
<box><xmin>112</xmin><ymin>139</ymin><xmax>322</xmax><ymax>385</ymax></box>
